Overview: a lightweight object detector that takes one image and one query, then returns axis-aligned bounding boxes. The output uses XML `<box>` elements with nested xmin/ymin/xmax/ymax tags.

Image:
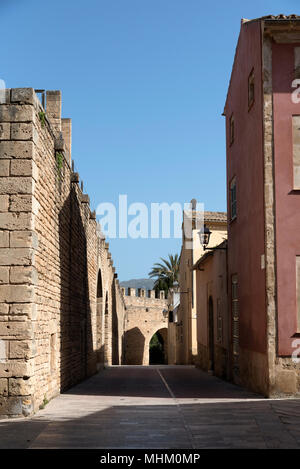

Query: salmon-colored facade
<box><xmin>224</xmin><ymin>15</ymin><xmax>300</xmax><ymax>396</ymax></box>
<box><xmin>272</xmin><ymin>41</ymin><xmax>300</xmax><ymax>355</ymax></box>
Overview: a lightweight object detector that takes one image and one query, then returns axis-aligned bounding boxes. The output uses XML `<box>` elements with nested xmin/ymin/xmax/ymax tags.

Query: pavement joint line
<box><xmin>156</xmin><ymin>369</ymin><xmax>196</xmax><ymax>449</ymax></box>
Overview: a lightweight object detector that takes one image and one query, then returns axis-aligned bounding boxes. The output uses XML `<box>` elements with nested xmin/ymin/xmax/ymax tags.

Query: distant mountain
<box><xmin>120</xmin><ymin>278</ymin><xmax>155</xmax><ymax>293</ymax></box>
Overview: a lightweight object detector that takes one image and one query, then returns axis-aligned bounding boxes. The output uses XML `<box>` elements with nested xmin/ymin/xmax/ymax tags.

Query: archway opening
<box><xmin>149</xmin><ymin>328</ymin><xmax>168</xmax><ymax>364</ymax></box>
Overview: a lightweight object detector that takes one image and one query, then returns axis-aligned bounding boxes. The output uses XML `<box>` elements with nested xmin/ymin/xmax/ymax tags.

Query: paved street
<box><xmin>1</xmin><ymin>365</ymin><xmax>300</xmax><ymax>449</ymax></box>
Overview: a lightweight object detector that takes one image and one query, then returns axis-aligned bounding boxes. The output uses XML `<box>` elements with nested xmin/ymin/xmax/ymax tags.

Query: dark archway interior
<box><xmin>97</xmin><ymin>270</ymin><xmax>103</xmax><ymax>298</ymax></box>
<box><xmin>149</xmin><ymin>330</ymin><xmax>167</xmax><ymax>364</ymax></box>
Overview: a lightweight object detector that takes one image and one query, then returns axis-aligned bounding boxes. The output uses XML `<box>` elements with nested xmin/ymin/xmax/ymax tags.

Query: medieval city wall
<box><xmin>0</xmin><ymin>88</ymin><xmax>126</xmax><ymax>417</ymax></box>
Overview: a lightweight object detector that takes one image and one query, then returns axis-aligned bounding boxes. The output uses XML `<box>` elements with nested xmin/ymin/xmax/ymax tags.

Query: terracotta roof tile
<box><xmin>204</xmin><ymin>211</ymin><xmax>227</xmax><ymax>222</ymax></box>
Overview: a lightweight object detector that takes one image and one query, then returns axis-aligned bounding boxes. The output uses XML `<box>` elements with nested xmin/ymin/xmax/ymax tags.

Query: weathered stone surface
<box><xmin>0</xmin><ymin>248</ymin><xmax>34</xmax><ymax>266</ymax></box>
<box><xmin>0</xmin><ymin>160</ymin><xmax>9</xmax><ymax>177</ymax></box>
<box><xmin>10</xmin><ymin>159</ymin><xmax>38</xmax><ymax>179</ymax></box>
<box><xmin>0</xmin><ymin>321</ymin><xmax>33</xmax><ymax>339</ymax></box>
<box><xmin>0</xmin><ymin>304</ymin><xmax>9</xmax><ymax>316</ymax></box>
<box><xmin>9</xmin><ymin>194</ymin><xmax>32</xmax><ymax>212</ymax></box>
<box><xmin>275</xmin><ymin>370</ymin><xmax>297</xmax><ymax>394</ymax></box>
<box><xmin>0</xmin><ymin>396</ymin><xmax>22</xmax><ymax>415</ymax></box>
<box><xmin>0</xmin><ymin>195</ymin><xmax>8</xmax><ymax>212</ymax></box>
<box><xmin>9</xmin><ymin>340</ymin><xmax>32</xmax><ymax>360</ymax></box>
<box><xmin>0</xmin><ymin>378</ymin><xmax>8</xmax><ymax>396</ymax></box>
<box><xmin>0</xmin><ymin>267</ymin><xmax>9</xmax><ymax>284</ymax></box>
<box><xmin>10</xmin><ymin>231</ymin><xmax>37</xmax><ymax>248</ymax></box>
<box><xmin>0</xmin><ymin>359</ymin><xmax>34</xmax><ymax>378</ymax></box>
<box><xmin>0</xmin><ymin>212</ymin><xmax>33</xmax><ymax>230</ymax></box>
<box><xmin>11</xmin><ymin>123</ymin><xmax>35</xmax><ymax>141</ymax></box>
<box><xmin>9</xmin><ymin>303</ymin><xmax>36</xmax><ymax>320</ymax></box>
<box><xmin>8</xmin><ymin>377</ymin><xmax>34</xmax><ymax>395</ymax></box>
<box><xmin>0</xmin><ymin>105</ymin><xmax>34</xmax><ymax>123</ymax></box>
<box><xmin>0</xmin><ymin>141</ymin><xmax>34</xmax><ymax>159</ymax></box>
<box><xmin>0</xmin><ymin>231</ymin><xmax>9</xmax><ymax>248</ymax></box>
<box><xmin>11</xmin><ymin>88</ymin><xmax>35</xmax><ymax>105</ymax></box>
<box><xmin>0</xmin><ymin>285</ymin><xmax>35</xmax><ymax>303</ymax></box>
<box><xmin>0</xmin><ymin>123</ymin><xmax>10</xmax><ymax>140</ymax></box>
<box><xmin>10</xmin><ymin>266</ymin><xmax>37</xmax><ymax>285</ymax></box>
<box><xmin>0</xmin><ymin>177</ymin><xmax>34</xmax><ymax>195</ymax></box>
<box><xmin>54</xmin><ymin>136</ymin><xmax>65</xmax><ymax>151</ymax></box>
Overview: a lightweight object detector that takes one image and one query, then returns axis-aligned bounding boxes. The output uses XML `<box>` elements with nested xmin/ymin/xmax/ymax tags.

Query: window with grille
<box><xmin>248</xmin><ymin>69</ymin><xmax>255</xmax><ymax>109</ymax></box>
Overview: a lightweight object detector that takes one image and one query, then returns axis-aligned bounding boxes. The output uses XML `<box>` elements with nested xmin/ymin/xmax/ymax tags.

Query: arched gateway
<box><xmin>123</xmin><ymin>288</ymin><xmax>169</xmax><ymax>365</ymax></box>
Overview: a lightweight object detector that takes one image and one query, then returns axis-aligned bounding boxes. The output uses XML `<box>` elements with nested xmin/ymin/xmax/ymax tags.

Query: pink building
<box><xmin>224</xmin><ymin>15</ymin><xmax>300</xmax><ymax>396</ymax></box>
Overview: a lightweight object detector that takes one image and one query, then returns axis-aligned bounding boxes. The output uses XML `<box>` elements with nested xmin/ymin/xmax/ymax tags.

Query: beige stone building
<box><xmin>176</xmin><ymin>207</ymin><xmax>227</xmax><ymax>365</ymax></box>
<box><xmin>192</xmin><ymin>240</ymin><xmax>228</xmax><ymax>379</ymax></box>
<box><xmin>0</xmin><ymin>88</ymin><xmax>126</xmax><ymax>417</ymax></box>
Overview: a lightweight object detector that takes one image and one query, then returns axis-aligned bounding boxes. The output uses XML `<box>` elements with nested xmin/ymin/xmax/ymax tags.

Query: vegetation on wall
<box><xmin>39</xmin><ymin>111</ymin><xmax>46</xmax><ymax>128</ymax></box>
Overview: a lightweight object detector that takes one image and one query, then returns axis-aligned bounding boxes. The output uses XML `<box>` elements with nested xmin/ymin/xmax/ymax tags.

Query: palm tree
<box><xmin>149</xmin><ymin>254</ymin><xmax>180</xmax><ymax>296</ymax></box>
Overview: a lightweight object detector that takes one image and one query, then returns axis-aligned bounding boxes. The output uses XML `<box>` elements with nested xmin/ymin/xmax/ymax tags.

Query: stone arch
<box><xmin>124</xmin><ymin>327</ymin><xmax>145</xmax><ymax>365</ymax></box>
<box><xmin>149</xmin><ymin>327</ymin><xmax>168</xmax><ymax>364</ymax></box>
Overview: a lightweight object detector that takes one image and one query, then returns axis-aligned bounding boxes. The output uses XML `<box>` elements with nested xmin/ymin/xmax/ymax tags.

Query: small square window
<box><xmin>248</xmin><ymin>69</ymin><xmax>255</xmax><ymax>110</ymax></box>
<box><xmin>229</xmin><ymin>114</ymin><xmax>234</xmax><ymax>145</ymax></box>
<box><xmin>230</xmin><ymin>177</ymin><xmax>237</xmax><ymax>221</ymax></box>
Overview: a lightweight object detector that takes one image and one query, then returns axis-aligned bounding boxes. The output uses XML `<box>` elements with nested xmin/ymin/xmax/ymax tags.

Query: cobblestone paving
<box><xmin>0</xmin><ymin>366</ymin><xmax>300</xmax><ymax>449</ymax></box>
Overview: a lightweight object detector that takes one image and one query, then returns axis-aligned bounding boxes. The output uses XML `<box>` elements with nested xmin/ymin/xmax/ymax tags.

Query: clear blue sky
<box><xmin>1</xmin><ymin>0</ymin><xmax>298</xmax><ymax>280</ymax></box>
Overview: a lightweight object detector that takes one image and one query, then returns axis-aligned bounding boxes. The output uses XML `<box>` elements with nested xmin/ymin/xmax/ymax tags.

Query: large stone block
<box><xmin>0</xmin><ymin>160</ymin><xmax>9</xmax><ymax>177</ymax></box>
<box><xmin>9</xmin><ymin>194</ymin><xmax>32</xmax><ymax>212</ymax></box>
<box><xmin>0</xmin><ymin>396</ymin><xmax>22</xmax><ymax>415</ymax></box>
<box><xmin>0</xmin><ymin>359</ymin><xmax>34</xmax><ymax>378</ymax></box>
<box><xmin>11</xmin><ymin>123</ymin><xmax>35</xmax><ymax>141</ymax></box>
<box><xmin>0</xmin><ymin>285</ymin><xmax>35</xmax><ymax>303</ymax></box>
<box><xmin>0</xmin><ymin>195</ymin><xmax>8</xmax><ymax>212</ymax></box>
<box><xmin>10</xmin><ymin>159</ymin><xmax>38</xmax><ymax>179</ymax></box>
<box><xmin>11</xmin><ymin>88</ymin><xmax>35</xmax><ymax>105</ymax></box>
<box><xmin>0</xmin><ymin>395</ymin><xmax>33</xmax><ymax>416</ymax></box>
<box><xmin>10</xmin><ymin>231</ymin><xmax>38</xmax><ymax>248</ymax></box>
<box><xmin>0</xmin><ymin>177</ymin><xmax>34</xmax><ymax>195</ymax></box>
<box><xmin>0</xmin><ymin>267</ymin><xmax>9</xmax><ymax>284</ymax></box>
<box><xmin>0</xmin><ymin>123</ymin><xmax>10</xmax><ymax>140</ymax></box>
<box><xmin>9</xmin><ymin>303</ymin><xmax>36</xmax><ymax>320</ymax></box>
<box><xmin>10</xmin><ymin>266</ymin><xmax>37</xmax><ymax>285</ymax></box>
<box><xmin>0</xmin><ymin>378</ymin><xmax>8</xmax><ymax>396</ymax></box>
<box><xmin>0</xmin><ymin>338</ymin><xmax>7</xmax><ymax>361</ymax></box>
<box><xmin>0</xmin><ymin>212</ymin><xmax>33</xmax><ymax>230</ymax></box>
<box><xmin>9</xmin><ymin>340</ymin><xmax>32</xmax><ymax>359</ymax></box>
<box><xmin>8</xmin><ymin>377</ymin><xmax>34</xmax><ymax>396</ymax></box>
<box><xmin>0</xmin><ymin>141</ymin><xmax>34</xmax><ymax>159</ymax></box>
<box><xmin>0</xmin><ymin>231</ymin><xmax>9</xmax><ymax>247</ymax></box>
<box><xmin>0</xmin><ymin>105</ymin><xmax>35</xmax><ymax>123</ymax></box>
<box><xmin>0</xmin><ymin>248</ymin><xmax>34</xmax><ymax>266</ymax></box>
<box><xmin>0</xmin><ymin>322</ymin><xmax>33</xmax><ymax>340</ymax></box>
<box><xmin>0</xmin><ymin>304</ymin><xmax>9</xmax><ymax>316</ymax></box>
